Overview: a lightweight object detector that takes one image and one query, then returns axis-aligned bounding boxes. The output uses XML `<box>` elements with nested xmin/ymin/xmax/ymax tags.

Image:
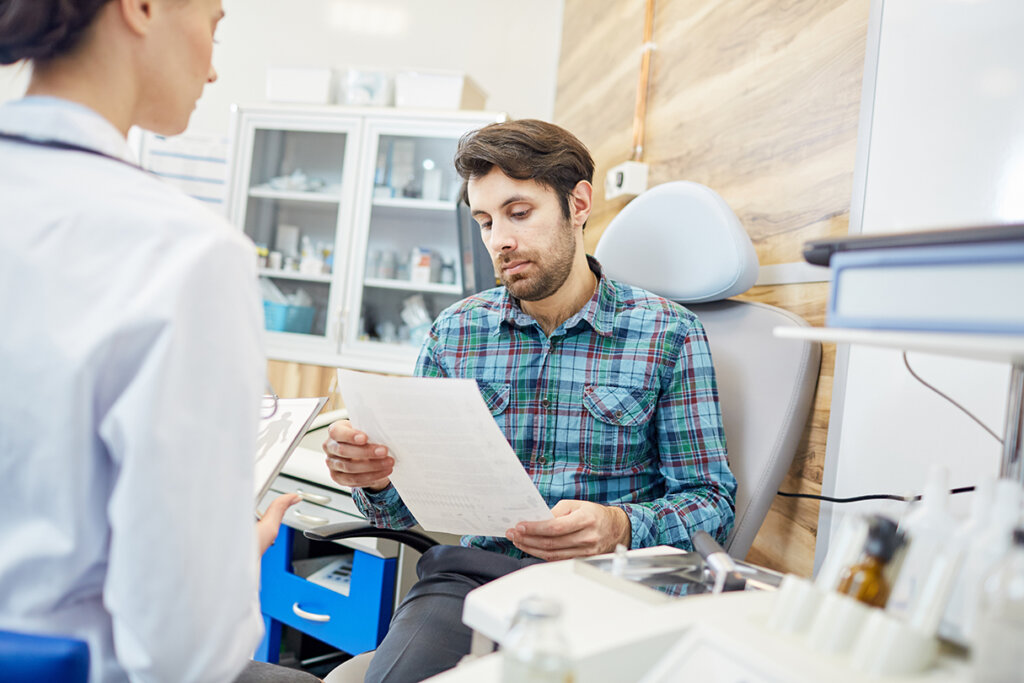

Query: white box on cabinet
<box><xmin>394</xmin><ymin>70</ymin><xmax>486</xmax><ymax>110</ymax></box>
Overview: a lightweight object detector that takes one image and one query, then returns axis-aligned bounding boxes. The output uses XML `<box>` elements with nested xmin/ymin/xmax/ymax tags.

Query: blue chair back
<box><xmin>0</xmin><ymin>629</ymin><xmax>90</xmax><ymax>683</ymax></box>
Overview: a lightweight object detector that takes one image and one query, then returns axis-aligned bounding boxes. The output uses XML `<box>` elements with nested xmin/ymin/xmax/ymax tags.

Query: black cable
<box><xmin>776</xmin><ymin>351</ymin><xmax>999</xmax><ymax>506</ymax></box>
<box><xmin>776</xmin><ymin>486</ymin><xmax>976</xmax><ymax>504</ymax></box>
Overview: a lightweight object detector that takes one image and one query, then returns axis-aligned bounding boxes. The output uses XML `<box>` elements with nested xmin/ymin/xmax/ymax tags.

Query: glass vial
<box><xmin>836</xmin><ymin>515</ymin><xmax>904</xmax><ymax>608</ymax></box>
<box><xmin>972</xmin><ymin>527</ymin><xmax>1024</xmax><ymax>682</ymax></box>
<box><xmin>501</xmin><ymin>596</ymin><xmax>574</xmax><ymax>683</ymax></box>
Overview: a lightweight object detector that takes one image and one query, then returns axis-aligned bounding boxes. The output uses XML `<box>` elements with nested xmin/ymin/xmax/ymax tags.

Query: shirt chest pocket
<box><xmin>580</xmin><ymin>384</ymin><xmax>658</xmax><ymax>472</ymax></box>
<box><xmin>477</xmin><ymin>380</ymin><xmax>511</xmax><ymax>417</ymax></box>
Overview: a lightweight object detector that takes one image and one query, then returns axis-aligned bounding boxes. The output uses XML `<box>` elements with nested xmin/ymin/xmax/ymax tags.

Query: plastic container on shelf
<box><xmin>339</xmin><ymin>68</ymin><xmax>393</xmax><ymax>106</ymax></box>
<box><xmin>263</xmin><ymin>301</ymin><xmax>315</xmax><ymax>334</ymax></box>
<box><xmin>948</xmin><ymin>479</ymin><xmax>1022</xmax><ymax>644</ymax></box>
<box><xmin>972</xmin><ymin>527</ymin><xmax>1024</xmax><ymax>682</ymax></box>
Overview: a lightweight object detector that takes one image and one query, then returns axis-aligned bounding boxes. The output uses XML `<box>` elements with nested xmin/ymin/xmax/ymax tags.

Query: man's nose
<box><xmin>490</xmin><ymin>219</ymin><xmax>517</xmax><ymax>252</ymax></box>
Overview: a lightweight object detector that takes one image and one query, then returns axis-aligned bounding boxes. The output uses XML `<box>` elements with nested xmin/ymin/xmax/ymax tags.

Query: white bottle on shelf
<box><xmin>972</xmin><ymin>527</ymin><xmax>1024</xmax><ymax>682</ymax></box>
<box><xmin>954</xmin><ymin>480</ymin><xmax>1022</xmax><ymax>644</ymax></box>
<box><xmin>938</xmin><ymin>477</ymin><xmax>994</xmax><ymax>644</ymax></box>
<box><xmin>887</xmin><ymin>465</ymin><xmax>956</xmax><ymax>619</ymax></box>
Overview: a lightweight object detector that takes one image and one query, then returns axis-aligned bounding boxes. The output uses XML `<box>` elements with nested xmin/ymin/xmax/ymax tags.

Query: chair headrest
<box><xmin>593</xmin><ymin>181</ymin><xmax>759</xmax><ymax>302</ymax></box>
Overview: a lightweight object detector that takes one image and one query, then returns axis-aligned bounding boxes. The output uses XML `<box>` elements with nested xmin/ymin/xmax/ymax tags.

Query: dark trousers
<box><xmin>365</xmin><ymin>546</ymin><xmax>543</xmax><ymax>683</ymax></box>
<box><xmin>234</xmin><ymin>660</ymin><xmax>321</xmax><ymax>682</ymax></box>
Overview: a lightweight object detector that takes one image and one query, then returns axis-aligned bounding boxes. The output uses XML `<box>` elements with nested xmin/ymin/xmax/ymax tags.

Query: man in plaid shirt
<box><xmin>322</xmin><ymin>119</ymin><xmax>736</xmax><ymax>682</ymax></box>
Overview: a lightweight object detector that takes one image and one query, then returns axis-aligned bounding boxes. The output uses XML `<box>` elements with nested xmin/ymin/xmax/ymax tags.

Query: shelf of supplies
<box><xmin>260</xmin><ymin>269</ymin><xmax>333</xmax><ymax>283</ymax></box>
<box><xmin>773</xmin><ymin>326</ymin><xmax>1024</xmax><ymax>365</ymax></box>
<box><xmin>248</xmin><ymin>185</ymin><xmax>342</xmax><ymax>204</ymax></box>
<box><xmin>371</xmin><ymin>197</ymin><xmax>456</xmax><ymax>212</ymax></box>
<box><xmin>363</xmin><ymin>277</ymin><xmax>461</xmax><ymax>294</ymax></box>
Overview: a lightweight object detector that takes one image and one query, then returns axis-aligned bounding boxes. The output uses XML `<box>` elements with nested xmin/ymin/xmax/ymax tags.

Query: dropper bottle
<box><xmin>837</xmin><ymin>515</ymin><xmax>904</xmax><ymax>608</ymax></box>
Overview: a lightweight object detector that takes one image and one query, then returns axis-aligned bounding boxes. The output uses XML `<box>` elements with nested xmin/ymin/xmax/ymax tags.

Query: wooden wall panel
<box><xmin>557</xmin><ymin>0</ymin><xmax>870</xmax><ymax>575</ymax></box>
<box><xmin>266</xmin><ymin>359</ymin><xmax>343</xmax><ymax>412</ymax></box>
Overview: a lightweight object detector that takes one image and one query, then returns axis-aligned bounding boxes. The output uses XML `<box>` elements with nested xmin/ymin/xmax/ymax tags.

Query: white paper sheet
<box><xmin>337</xmin><ymin>369</ymin><xmax>553</xmax><ymax>536</ymax></box>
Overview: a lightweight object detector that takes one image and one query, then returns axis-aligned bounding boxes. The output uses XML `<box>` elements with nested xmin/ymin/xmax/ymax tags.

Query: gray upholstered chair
<box><xmin>316</xmin><ymin>180</ymin><xmax>820</xmax><ymax>680</ymax></box>
<box><xmin>592</xmin><ymin>180</ymin><xmax>821</xmax><ymax>559</ymax></box>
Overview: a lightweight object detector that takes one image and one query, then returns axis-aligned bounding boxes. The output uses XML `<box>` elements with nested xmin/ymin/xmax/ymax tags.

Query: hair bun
<box><xmin>0</xmin><ymin>0</ymin><xmax>110</xmax><ymax>65</ymax></box>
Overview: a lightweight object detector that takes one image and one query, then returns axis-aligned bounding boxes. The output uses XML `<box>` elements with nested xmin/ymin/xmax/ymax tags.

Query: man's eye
<box><xmin>479</xmin><ymin>222</ymin><xmax>492</xmax><ymax>231</ymax></box>
<box><xmin>511</xmin><ymin>210</ymin><xmax>529</xmax><ymax>219</ymax></box>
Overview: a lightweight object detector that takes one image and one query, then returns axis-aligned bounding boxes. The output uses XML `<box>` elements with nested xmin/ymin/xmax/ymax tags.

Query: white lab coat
<box><xmin>0</xmin><ymin>97</ymin><xmax>266</xmax><ymax>683</ymax></box>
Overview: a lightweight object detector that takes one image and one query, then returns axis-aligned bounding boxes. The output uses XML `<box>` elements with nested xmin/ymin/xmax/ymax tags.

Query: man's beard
<box><xmin>496</xmin><ymin>217</ymin><xmax>576</xmax><ymax>302</ymax></box>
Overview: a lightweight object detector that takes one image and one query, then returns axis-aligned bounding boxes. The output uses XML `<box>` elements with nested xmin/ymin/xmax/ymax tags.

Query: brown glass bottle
<box><xmin>836</xmin><ymin>515</ymin><xmax>903</xmax><ymax>608</ymax></box>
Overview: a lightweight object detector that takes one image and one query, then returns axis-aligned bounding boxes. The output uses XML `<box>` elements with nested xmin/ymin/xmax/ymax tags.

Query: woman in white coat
<box><xmin>0</xmin><ymin>1</ymin><xmax>317</xmax><ymax>681</ymax></box>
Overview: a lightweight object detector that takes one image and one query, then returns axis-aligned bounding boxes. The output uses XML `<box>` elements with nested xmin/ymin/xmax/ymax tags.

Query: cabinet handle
<box><xmin>292</xmin><ymin>510</ymin><xmax>329</xmax><ymax>526</ymax></box>
<box><xmin>292</xmin><ymin>602</ymin><xmax>331</xmax><ymax>623</ymax></box>
<box><xmin>295</xmin><ymin>488</ymin><xmax>331</xmax><ymax>505</ymax></box>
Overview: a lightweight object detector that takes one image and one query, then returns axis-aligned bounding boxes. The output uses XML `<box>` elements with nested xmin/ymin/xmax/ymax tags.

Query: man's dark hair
<box><xmin>454</xmin><ymin>119</ymin><xmax>595</xmax><ymax>226</ymax></box>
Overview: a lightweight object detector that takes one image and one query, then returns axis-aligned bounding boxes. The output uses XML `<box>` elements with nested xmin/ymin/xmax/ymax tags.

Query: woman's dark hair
<box><xmin>454</xmin><ymin>119</ymin><xmax>595</xmax><ymax>225</ymax></box>
<box><xmin>0</xmin><ymin>0</ymin><xmax>112</xmax><ymax>65</ymax></box>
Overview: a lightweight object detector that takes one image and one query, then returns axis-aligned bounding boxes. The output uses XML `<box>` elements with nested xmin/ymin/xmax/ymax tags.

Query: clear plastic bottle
<box><xmin>972</xmin><ymin>527</ymin><xmax>1024</xmax><ymax>682</ymax></box>
<box><xmin>501</xmin><ymin>596</ymin><xmax>575</xmax><ymax>683</ymax></box>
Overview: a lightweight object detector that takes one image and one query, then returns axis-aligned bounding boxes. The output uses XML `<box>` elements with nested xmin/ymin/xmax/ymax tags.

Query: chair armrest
<box><xmin>303</xmin><ymin>521</ymin><xmax>439</xmax><ymax>554</ymax></box>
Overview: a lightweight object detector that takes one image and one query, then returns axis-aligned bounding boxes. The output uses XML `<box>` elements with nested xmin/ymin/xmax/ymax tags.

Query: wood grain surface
<box><xmin>557</xmin><ymin>0</ymin><xmax>870</xmax><ymax>575</ymax></box>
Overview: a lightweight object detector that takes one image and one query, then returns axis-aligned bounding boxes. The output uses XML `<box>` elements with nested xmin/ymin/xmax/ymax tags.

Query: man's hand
<box><xmin>505</xmin><ymin>500</ymin><xmax>632</xmax><ymax>561</ymax></box>
<box><xmin>257</xmin><ymin>493</ymin><xmax>301</xmax><ymax>555</ymax></box>
<box><xmin>322</xmin><ymin>419</ymin><xmax>394</xmax><ymax>491</ymax></box>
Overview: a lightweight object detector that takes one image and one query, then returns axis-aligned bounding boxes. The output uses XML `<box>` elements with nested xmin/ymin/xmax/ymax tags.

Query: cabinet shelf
<box><xmin>371</xmin><ymin>197</ymin><xmax>456</xmax><ymax>212</ymax></box>
<box><xmin>229</xmin><ymin>104</ymin><xmax>503</xmax><ymax>371</ymax></box>
<box><xmin>260</xmin><ymin>269</ymin><xmax>334</xmax><ymax>283</ymax></box>
<box><xmin>249</xmin><ymin>184</ymin><xmax>342</xmax><ymax>204</ymax></box>
<box><xmin>363</xmin><ymin>277</ymin><xmax>462</xmax><ymax>294</ymax></box>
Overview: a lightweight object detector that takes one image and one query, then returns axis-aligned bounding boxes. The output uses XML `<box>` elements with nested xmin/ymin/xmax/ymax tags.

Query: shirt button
<box><xmin>540</xmin><ymin>398</ymin><xmax>550</xmax><ymax>409</ymax></box>
<box><xmin>538</xmin><ymin>455</ymin><xmax>547</xmax><ymax>465</ymax></box>
<box><xmin>615</xmin><ymin>410</ymin><xmax>624</xmax><ymax>419</ymax></box>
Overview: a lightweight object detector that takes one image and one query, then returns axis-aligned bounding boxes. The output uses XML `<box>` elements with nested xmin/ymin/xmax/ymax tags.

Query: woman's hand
<box><xmin>257</xmin><ymin>493</ymin><xmax>301</xmax><ymax>555</ymax></box>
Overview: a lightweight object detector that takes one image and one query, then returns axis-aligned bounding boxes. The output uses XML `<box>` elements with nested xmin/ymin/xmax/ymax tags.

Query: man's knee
<box><xmin>365</xmin><ymin>592</ymin><xmax>472</xmax><ymax>683</ymax></box>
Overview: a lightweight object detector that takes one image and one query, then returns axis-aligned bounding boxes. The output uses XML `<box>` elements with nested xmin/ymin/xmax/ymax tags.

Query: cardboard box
<box><xmin>394</xmin><ymin>70</ymin><xmax>486</xmax><ymax>110</ymax></box>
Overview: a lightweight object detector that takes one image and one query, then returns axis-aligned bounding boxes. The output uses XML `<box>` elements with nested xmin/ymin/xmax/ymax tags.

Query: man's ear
<box><xmin>118</xmin><ymin>0</ymin><xmax>154</xmax><ymax>36</ymax></box>
<box><xmin>569</xmin><ymin>180</ymin><xmax>593</xmax><ymax>229</ymax></box>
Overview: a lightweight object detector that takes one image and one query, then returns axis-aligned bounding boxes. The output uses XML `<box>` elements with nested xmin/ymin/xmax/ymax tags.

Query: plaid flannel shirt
<box><xmin>353</xmin><ymin>257</ymin><xmax>736</xmax><ymax>557</ymax></box>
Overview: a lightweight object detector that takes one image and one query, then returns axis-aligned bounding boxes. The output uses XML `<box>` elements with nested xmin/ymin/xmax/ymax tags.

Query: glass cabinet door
<box><xmin>227</xmin><ymin>110</ymin><xmax>361</xmax><ymax>360</ymax></box>
<box><xmin>341</xmin><ymin>116</ymin><xmax>499</xmax><ymax>374</ymax></box>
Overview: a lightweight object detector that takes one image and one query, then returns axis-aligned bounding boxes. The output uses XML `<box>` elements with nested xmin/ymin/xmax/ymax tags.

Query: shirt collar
<box><xmin>496</xmin><ymin>255</ymin><xmax>617</xmax><ymax>338</ymax></box>
<box><xmin>0</xmin><ymin>96</ymin><xmax>137</xmax><ymax>164</ymax></box>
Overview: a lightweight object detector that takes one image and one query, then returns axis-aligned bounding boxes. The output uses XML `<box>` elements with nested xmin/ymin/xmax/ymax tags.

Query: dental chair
<box><xmin>310</xmin><ymin>180</ymin><xmax>821</xmax><ymax>681</ymax></box>
<box><xmin>594</xmin><ymin>181</ymin><xmax>821</xmax><ymax>559</ymax></box>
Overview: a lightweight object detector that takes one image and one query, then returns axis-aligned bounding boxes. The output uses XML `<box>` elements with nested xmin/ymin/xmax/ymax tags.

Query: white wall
<box><xmin>818</xmin><ymin>0</ymin><xmax>1022</xmax><ymax>569</ymax></box>
<box><xmin>0</xmin><ymin>0</ymin><xmax>564</xmax><ymax>137</ymax></box>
